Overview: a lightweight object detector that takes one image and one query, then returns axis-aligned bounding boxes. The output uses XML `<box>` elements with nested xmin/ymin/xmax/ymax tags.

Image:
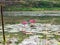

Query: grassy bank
<box><xmin>4</xmin><ymin>7</ymin><xmax>60</xmax><ymax>11</ymax></box>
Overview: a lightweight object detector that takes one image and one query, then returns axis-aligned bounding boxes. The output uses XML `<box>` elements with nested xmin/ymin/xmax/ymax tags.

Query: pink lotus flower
<box><xmin>22</xmin><ymin>21</ymin><xmax>28</xmax><ymax>25</ymax></box>
<box><xmin>29</xmin><ymin>19</ymin><xmax>36</xmax><ymax>23</ymax></box>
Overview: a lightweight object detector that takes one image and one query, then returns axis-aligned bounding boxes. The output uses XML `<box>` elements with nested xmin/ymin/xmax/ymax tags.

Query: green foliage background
<box><xmin>4</xmin><ymin>0</ymin><xmax>60</xmax><ymax>11</ymax></box>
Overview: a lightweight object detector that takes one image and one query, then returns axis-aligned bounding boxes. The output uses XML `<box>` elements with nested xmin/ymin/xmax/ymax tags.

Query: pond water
<box><xmin>3</xmin><ymin>11</ymin><xmax>60</xmax><ymax>16</ymax></box>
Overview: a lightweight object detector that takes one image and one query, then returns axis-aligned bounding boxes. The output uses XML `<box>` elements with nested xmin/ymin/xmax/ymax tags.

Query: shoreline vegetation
<box><xmin>4</xmin><ymin>0</ymin><xmax>60</xmax><ymax>11</ymax></box>
<box><xmin>4</xmin><ymin>7</ymin><xmax>60</xmax><ymax>11</ymax></box>
<box><xmin>0</xmin><ymin>16</ymin><xmax>60</xmax><ymax>25</ymax></box>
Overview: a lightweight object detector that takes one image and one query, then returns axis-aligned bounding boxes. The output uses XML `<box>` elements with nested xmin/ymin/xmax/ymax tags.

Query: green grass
<box><xmin>4</xmin><ymin>7</ymin><xmax>60</xmax><ymax>11</ymax></box>
<box><xmin>0</xmin><ymin>16</ymin><xmax>60</xmax><ymax>24</ymax></box>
